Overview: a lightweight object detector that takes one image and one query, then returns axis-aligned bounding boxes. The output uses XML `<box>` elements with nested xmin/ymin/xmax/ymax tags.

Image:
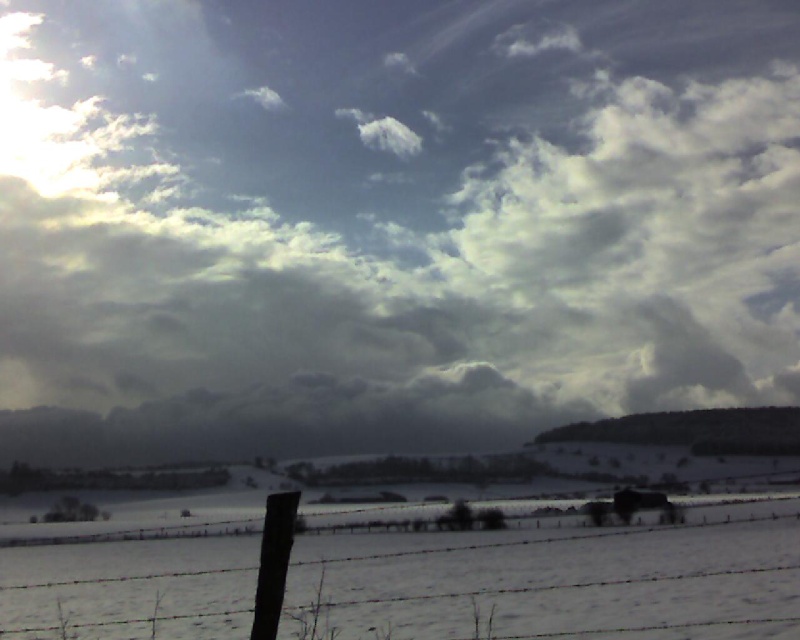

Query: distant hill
<box><xmin>529</xmin><ymin>407</ymin><xmax>800</xmax><ymax>456</ymax></box>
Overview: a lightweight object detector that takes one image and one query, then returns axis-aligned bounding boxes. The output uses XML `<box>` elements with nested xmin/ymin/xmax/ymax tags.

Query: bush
<box><xmin>450</xmin><ymin>500</ymin><xmax>474</xmax><ymax>531</ymax></box>
<box><xmin>584</xmin><ymin>501</ymin><xmax>610</xmax><ymax>527</ymax></box>
<box><xmin>477</xmin><ymin>507</ymin><xmax>507</xmax><ymax>530</ymax></box>
<box><xmin>43</xmin><ymin>496</ymin><xmax>102</xmax><ymax>523</ymax></box>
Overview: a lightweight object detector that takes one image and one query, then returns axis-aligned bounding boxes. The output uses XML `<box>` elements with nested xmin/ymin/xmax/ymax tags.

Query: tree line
<box><xmin>530</xmin><ymin>406</ymin><xmax>800</xmax><ymax>455</ymax></box>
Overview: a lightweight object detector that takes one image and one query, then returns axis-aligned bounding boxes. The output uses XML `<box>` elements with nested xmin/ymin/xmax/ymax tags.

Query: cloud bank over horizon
<box><xmin>2</xmin><ymin>1</ymin><xmax>800</xmax><ymax>464</ymax></box>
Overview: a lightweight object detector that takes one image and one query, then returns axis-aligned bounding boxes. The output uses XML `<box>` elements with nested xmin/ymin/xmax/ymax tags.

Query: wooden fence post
<box><xmin>250</xmin><ymin>491</ymin><xmax>302</xmax><ymax>640</ymax></box>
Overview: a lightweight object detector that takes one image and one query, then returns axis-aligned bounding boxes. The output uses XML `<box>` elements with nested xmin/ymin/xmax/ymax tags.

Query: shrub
<box><xmin>477</xmin><ymin>507</ymin><xmax>507</xmax><ymax>530</ymax></box>
<box><xmin>43</xmin><ymin>496</ymin><xmax>102</xmax><ymax>523</ymax></box>
<box><xmin>584</xmin><ymin>501</ymin><xmax>610</xmax><ymax>527</ymax></box>
<box><xmin>449</xmin><ymin>500</ymin><xmax>475</xmax><ymax>531</ymax></box>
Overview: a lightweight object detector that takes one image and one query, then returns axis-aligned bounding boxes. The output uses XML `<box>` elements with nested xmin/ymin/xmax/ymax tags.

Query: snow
<box><xmin>2</xmin><ymin>452</ymin><xmax>800</xmax><ymax>639</ymax></box>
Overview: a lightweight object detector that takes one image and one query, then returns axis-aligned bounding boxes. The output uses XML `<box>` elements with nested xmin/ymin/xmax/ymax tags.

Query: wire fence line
<box><xmin>291</xmin><ymin>509</ymin><xmax>800</xmax><ymax>568</ymax></box>
<box><xmin>3</xmin><ymin>480</ymin><xmax>799</xmax><ymax>550</ymax></box>
<box><xmin>442</xmin><ymin>616</ymin><xmax>800</xmax><ymax>639</ymax></box>
<box><xmin>3</xmin><ymin>559</ymin><xmax>800</xmax><ymax>636</ymax></box>
<box><xmin>3</xmin><ymin>507</ymin><xmax>799</xmax><ymax>593</ymax></box>
<box><xmin>1</xmin><ymin>510</ymin><xmax>799</xmax><ymax>638</ymax></box>
<box><xmin>3</xmin><ymin>480</ymin><xmax>800</xmax><ymax>638</ymax></box>
<box><xmin>286</xmin><ymin>561</ymin><xmax>800</xmax><ymax>611</ymax></box>
<box><xmin>4</xmin><ymin>604</ymin><xmax>800</xmax><ymax>638</ymax></box>
<box><xmin>0</xmin><ymin>607</ymin><xmax>256</xmax><ymax>636</ymax></box>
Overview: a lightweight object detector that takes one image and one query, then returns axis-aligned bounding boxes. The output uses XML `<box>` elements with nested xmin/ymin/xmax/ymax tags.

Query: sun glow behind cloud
<box><xmin>0</xmin><ymin>13</ymin><xmax>156</xmax><ymax>200</ymax></box>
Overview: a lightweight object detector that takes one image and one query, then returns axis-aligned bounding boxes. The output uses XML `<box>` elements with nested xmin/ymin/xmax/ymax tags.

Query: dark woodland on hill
<box><xmin>531</xmin><ymin>407</ymin><xmax>800</xmax><ymax>455</ymax></box>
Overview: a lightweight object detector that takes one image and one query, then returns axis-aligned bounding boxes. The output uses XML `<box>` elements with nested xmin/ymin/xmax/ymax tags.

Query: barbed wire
<box><xmin>0</xmin><ymin>565</ymin><xmax>257</xmax><ymax>592</ymax></box>
<box><xmin>0</xmin><ymin>515</ymin><xmax>264</xmax><ymax>549</ymax></box>
<box><xmin>4</xmin><ymin>508</ymin><xmax>797</xmax><ymax>593</ymax></box>
<box><xmin>290</xmin><ymin>510</ymin><xmax>800</xmax><ymax>568</ymax></box>
<box><xmin>0</xmin><ymin>607</ymin><xmax>254</xmax><ymax>636</ymax></box>
<box><xmin>3</xmin><ymin>465</ymin><xmax>798</xmax><ymax>549</ymax></box>
<box><xmin>446</xmin><ymin>615</ymin><xmax>800</xmax><ymax>639</ymax></box>
<box><xmin>3</xmin><ymin>489</ymin><xmax>796</xmax><ymax>552</ymax></box>
<box><xmin>288</xmin><ymin>561</ymin><xmax>800</xmax><ymax>611</ymax></box>
<box><xmin>3</xmin><ymin>601</ymin><xmax>800</xmax><ymax>637</ymax></box>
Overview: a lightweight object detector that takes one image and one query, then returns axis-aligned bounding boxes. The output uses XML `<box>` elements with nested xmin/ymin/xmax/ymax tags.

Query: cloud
<box><xmin>337</xmin><ymin>109</ymin><xmax>422</xmax><ymax>158</ymax></box>
<box><xmin>0</xmin><ymin>12</ymin><xmax>67</xmax><ymax>83</ymax></box>
<box><xmin>4</xmin><ymin>4</ymin><xmax>800</xmax><ymax>465</ymax></box>
<box><xmin>422</xmin><ymin>110</ymin><xmax>450</xmax><ymax>133</ymax></box>
<box><xmin>435</xmin><ymin>66</ymin><xmax>800</xmax><ymax>416</ymax></box>
<box><xmin>0</xmin><ymin>12</ymin><xmax>43</xmax><ymax>55</ymax></box>
<box><xmin>80</xmin><ymin>54</ymin><xmax>97</xmax><ymax>69</ymax></box>
<box><xmin>238</xmin><ymin>85</ymin><xmax>287</xmax><ymax>111</ymax></box>
<box><xmin>384</xmin><ymin>51</ymin><xmax>417</xmax><ymax>75</ymax></box>
<box><xmin>116</xmin><ymin>53</ymin><xmax>137</xmax><ymax>67</ymax></box>
<box><xmin>493</xmin><ymin>23</ymin><xmax>582</xmax><ymax>58</ymax></box>
<box><xmin>0</xmin><ymin>364</ymin><xmax>597</xmax><ymax>467</ymax></box>
<box><xmin>359</xmin><ymin>117</ymin><xmax>423</xmax><ymax>158</ymax></box>
<box><xmin>335</xmin><ymin>107</ymin><xmax>370</xmax><ymax>123</ymax></box>
<box><xmin>623</xmin><ymin>298</ymin><xmax>756</xmax><ymax>412</ymax></box>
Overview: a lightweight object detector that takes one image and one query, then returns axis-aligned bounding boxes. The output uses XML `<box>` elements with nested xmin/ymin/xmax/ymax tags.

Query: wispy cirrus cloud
<box><xmin>237</xmin><ymin>85</ymin><xmax>287</xmax><ymax>111</ymax></box>
<box><xmin>384</xmin><ymin>51</ymin><xmax>418</xmax><ymax>75</ymax></box>
<box><xmin>493</xmin><ymin>23</ymin><xmax>582</xmax><ymax>58</ymax></box>
<box><xmin>422</xmin><ymin>110</ymin><xmax>450</xmax><ymax>134</ymax></box>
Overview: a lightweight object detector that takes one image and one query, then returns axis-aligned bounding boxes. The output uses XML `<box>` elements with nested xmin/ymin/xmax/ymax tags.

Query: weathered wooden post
<box><xmin>250</xmin><ymin>491</ymin><xmax>302</xmax><ymax>640</ymax></box>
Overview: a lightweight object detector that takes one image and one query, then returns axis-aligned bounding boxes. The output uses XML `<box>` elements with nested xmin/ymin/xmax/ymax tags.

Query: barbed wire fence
<box><xmin>2</xmin><ymin>488</ymin><xmax>800</xmax><ymax>639</ymax></box>
<box><xmin>4</xmin><ymin>465</ymin><xmax>800</xmax><ymax>549</ymax></box>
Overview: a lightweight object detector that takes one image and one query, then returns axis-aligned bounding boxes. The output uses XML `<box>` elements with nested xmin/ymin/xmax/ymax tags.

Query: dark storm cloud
<box><xmin>0</xmin><ymin>365</ymin><xmax>598</xmax><ymax>468</ymax></box>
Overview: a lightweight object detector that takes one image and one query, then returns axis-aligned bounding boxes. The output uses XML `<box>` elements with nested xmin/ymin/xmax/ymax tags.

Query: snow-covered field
<box><xmin>2</xmin><ymin>448</ymin><xmax>800</xmax><ymax>639</ymax></box>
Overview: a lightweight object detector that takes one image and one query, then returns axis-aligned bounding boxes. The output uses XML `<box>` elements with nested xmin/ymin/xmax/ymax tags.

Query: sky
<box><xmin>2</xmin><ymin>0</ymin><xmax>800</xmax><ymax>464</ymax></box>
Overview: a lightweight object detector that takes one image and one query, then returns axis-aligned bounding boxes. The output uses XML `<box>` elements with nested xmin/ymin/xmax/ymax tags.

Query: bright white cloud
<box><xmin>80</xmin><ymin>55</ymin><xmax>97</xmax><ymax>69</ymax></box>
<box><xmin>359</xmin><ymin>117</ymin><xmax>423</xmax><ymax>158</ymax></box>
<box><xmin>0</xmin><ymin>12</ymin><xmax>42</xmax><ymax>55</ymax></box>
<box><xmin>337</xmin><ymin>109</ymin><xmax>422</xmax><ymax>158</ymax></box>
<box><xmin>440</xmin><ymin>67</ymin><xmax>800</xmax><ymax>413</ymax></box>
<box><xmin>239</xmin><ymin>85</ymin><xmax>287</xmax><ymax>111</ymax></box>
<box><xmin>0</xmin><ymin>12</ymin><xmax>67</xmax><ymax>83</ymax></box>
